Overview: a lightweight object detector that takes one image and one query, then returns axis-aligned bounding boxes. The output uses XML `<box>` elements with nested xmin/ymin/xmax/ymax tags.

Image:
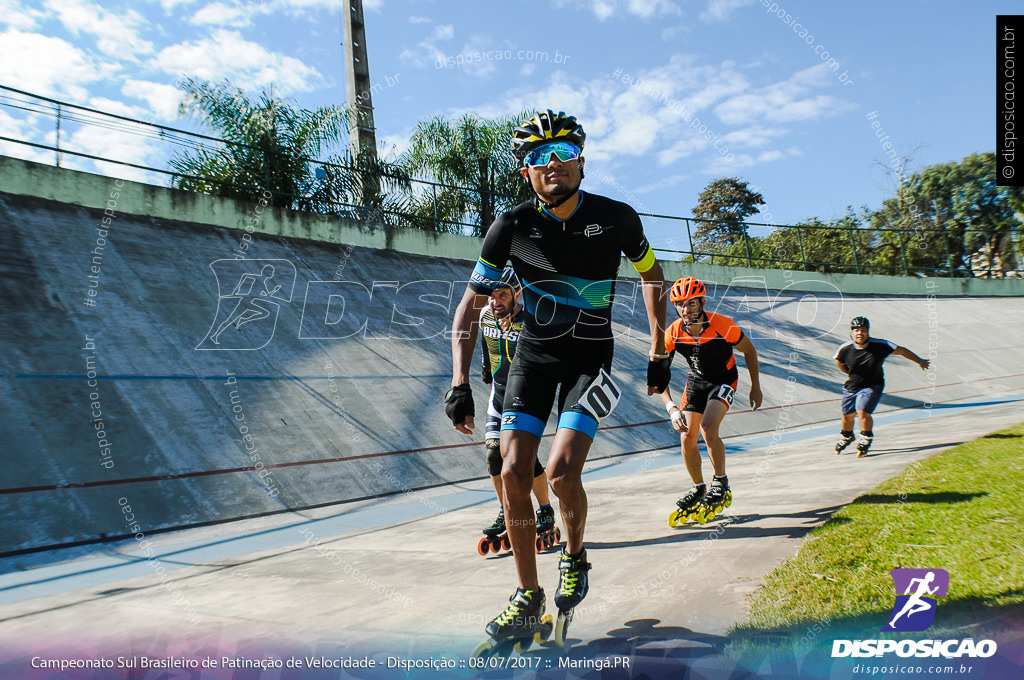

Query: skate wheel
<box><xmin>513</xmin><ymin>637</ymin><xmax>532</xmax><ymax>654</ymax></box>
<box><xmin>553</xmin><ymin>609</ymin><xmax>574</xmax><ymax>648</ymax></box>
<box><xmin>696</xmin><ymin>508</ymin><xmax>709</xmax><ymax>524</ymax></box>
<box><xmin>535</xmin><ymin>536</ymin><xmax>544</xmax><ymax>554</ymax></box>
<box><xmin>490</xmin><ymin>540</ymin><xmax>501</xmax><ymax>553</ymax></box>
<box><xmin>471</xmin><ymin>640</ymin><xmax>495</xmax><ymax>659</ymax></box>
<box><xmin>724</xmin><ymin>492</ymin><xmax>733</xmax><ymax>508</ymax></box>
<box><xmin>555</xmin><ymin>527</ymin><xmax>561</xmax><ymax>542</ymax></box>
<box><xmin>477</xmin><ymin>537</ymin><xmax>490</xmax><ymax>556</ymax></box>
<box><xmin>668</xmin><ymin>510</ymin><xmax>681</xmax><ymax>528</ymax></box>
<box><xmin>536</xmin><ymin>613</ymin><xmax>554</xmax><ymax>643</ymax></box>
<box><xmin>501</xmin><ymin>536</ymin><xmax>511</xmax><ymax>551</ymax></box>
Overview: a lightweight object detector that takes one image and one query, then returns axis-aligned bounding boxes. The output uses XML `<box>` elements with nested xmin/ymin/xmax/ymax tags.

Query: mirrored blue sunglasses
<box><xmin>523</xmin><ymin>142</ymin><xmax>581</xmax><ymax>167</ymax></box>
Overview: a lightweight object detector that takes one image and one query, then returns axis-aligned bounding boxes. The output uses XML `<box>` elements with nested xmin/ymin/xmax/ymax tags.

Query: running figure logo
<box><xmin>196</xmin><ymin>259</ymin><xmax>296</xmax><ymax>350</ymax></box>
<box><xmin>882</xmin><ymin>568</ymin><xmax>949</xmax><ymax>632</ymax></box>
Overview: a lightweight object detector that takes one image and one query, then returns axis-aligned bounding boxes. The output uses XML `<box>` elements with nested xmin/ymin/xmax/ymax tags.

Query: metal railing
<box><xmin>2</xmin><ymin>84</ymin><xmax>1021</xmax><ymax>278</ymax></box>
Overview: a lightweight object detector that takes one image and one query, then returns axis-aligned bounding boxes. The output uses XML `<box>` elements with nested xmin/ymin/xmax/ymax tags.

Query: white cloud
<box><xmin>408</xmin><ymin>15</ymin><xmax>431</xmax><ymax>23</ymax></box>
<box><xmin>86</xmin><ymin>97</ymin><xmax>148</xmax><ymax>119</ymax></box>
<box><xmin>721</xmin><ymin>125</ymin><xmax>789</xmax><ymax>149</ymax></box>
<box><xmin>700</xmin><ymin>0</ymin><xmax>756</xmax><ymax>23</ymax></box>
<box><xmin>264</xmin><ymin>0</ymin><xmax>384</xmax><ymax>13</ymax></box>
<box><xmin>756</xmin><ymin>150</ymin><xmax>784</xmax><ymax>163</ymax></box>
<box><xmin>400</xmin><ymin>23</ymin><xmax>453</xmax><ymax>69</ymax></box>
<box><xmin>0</xmin><ymin>0</ymin><xmax>47</xmax><ymax>29</ymax></box>
<box><xmin>704</xmin><ymin>152</ymin><xmax>755</xmax><ymax>174</ymax></box>
<box><xmin>191</xmin><ymin>2</ymin><xmax>257</xmax><ymax>26</ymax></box>
<box><xmin>122</xmin><ymin>80</ymin><xmax>183</xmax><ymax>121</ymax></box>
<box><xmin>148</xmin><ymin>0</ymin><xmax>201</xmax><ymax>11</ymax></box>
<box><xmin>714</xmin><ymin>63</ymin><xmax>847</xmax><ymax>126</ymax></box>
<box><xmin>496</xmin><ymin>54</ymin><xmax>853</xmax><ymax>178</ymax></box>
<box><xmin>0</xmin><ymin>29</ymin><xmax>117</xmax><ymax>101</ymax></box>
<box><xmin>44</xmin><ymin>0</ymin><xmax>154</xmax><ymax>60</ymax></box>
<box><xmin>64</xmin><ymin>118</ymin><xmax>166</xmax><ymax>182</ymax></box>
<box><xmin>555</xmin><ymin>0</ymin><xmax>681</xmax><ymax>21</ymax></box>
<box><xmin>0</xmin><ymin>109</ymin><xmax>51</xmax><ymax>164</ymax></box>
<box><xmin>153</xmin><ymin>30</ymin><xmax>324</xmax><ymax>94</ymax></box>
<box><xmin>635</xmin><ymin>172</ymin><xmax>691</xmax><ymax>195</ymax></box>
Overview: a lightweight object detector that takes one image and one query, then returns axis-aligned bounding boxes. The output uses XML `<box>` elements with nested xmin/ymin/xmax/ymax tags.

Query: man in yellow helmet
<box><xmin>446</xmin><ymin>110</ymin><xmax>670</xmax><ymax>650</ymax></box>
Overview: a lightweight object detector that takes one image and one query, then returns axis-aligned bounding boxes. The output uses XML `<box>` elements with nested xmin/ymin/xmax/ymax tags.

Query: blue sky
<box><xmin>0</xmin><ymin>0</ymin><xmax>1013</xmax><ymax>252</ymax></box>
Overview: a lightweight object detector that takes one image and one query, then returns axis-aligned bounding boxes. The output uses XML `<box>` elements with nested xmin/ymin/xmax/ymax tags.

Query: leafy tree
<box><xmin>401</xmin><ymin>111</ymin><xmax>533</xmax><ymax>237</ymax></box>
<box><xmin>170</xmin><ymin>77</ymin><xmax>348</xmax><ymax>208</ymax></box>
<box><xmin>691</xmin><ymin>178</ymin><xmax>765</xmax><ymax>256</ymax></box>
<box><xmin>869</xmin><ymin>152</ymin><xmax>1023</xmax><ymax>277</ymax></box>
<box><xmin>710</xmin><ymin>210</ymin><xmax>872</xmax><ymax>274</ymax></box>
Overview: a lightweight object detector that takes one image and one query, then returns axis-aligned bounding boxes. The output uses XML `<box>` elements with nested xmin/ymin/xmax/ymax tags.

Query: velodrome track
<box><xmin>1</xmin><ymin>170</ymin><xmax>1023</xmax><ymax>675</ymax></box>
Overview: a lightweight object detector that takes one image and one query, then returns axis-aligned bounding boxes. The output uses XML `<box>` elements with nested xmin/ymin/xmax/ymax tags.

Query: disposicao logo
<box><xmin>884</xmin><ymin>568</ymin><xmax>948</xmax><ymax>632</ymax></box>
<box><xmin>831</xmin><ymin>569</ymin><xmax>997</xmax><ymax>659</ymax></box>
<box><xmin>196</xmin><ymin>259</ymin><xmax>295</xmax><ymax>350</ymax></box>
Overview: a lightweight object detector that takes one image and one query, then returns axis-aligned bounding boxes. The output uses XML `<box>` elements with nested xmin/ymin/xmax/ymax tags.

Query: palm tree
<box><xmin>304</xmin><ymin>149</ymin><xmax>415</xmax><ymax>227</ymax></box>
<box><xmin>401</xmin><ymin>111</ymin><xmax>534</xmax><ymax>237</ymax></box>
<box><xmin>170</xmin><ymin>77</ymin><xmax>348</xmax><ymax>208</ymax></box>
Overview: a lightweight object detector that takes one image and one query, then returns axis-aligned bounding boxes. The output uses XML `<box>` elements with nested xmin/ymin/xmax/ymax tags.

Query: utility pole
<box><xmin>342</xmin><ymin>0</ymin><xmax>380</xmax><ymax>207</ymax></box>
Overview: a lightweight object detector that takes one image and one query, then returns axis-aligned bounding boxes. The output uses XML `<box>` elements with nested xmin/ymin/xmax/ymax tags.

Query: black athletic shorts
<box><xmin>680</xmin><ymin>375</ymin><xmax>738</xmax><ymax>414</ymax></box>
<box><xmin>485</xmin><ymin>381</ymin><xmax>545</xmax><ymax>478</ymax></box>
<box><xmin>500</xmin><ymin>337</ymin><xmax>614</xmax><ymax>441</ymax></box>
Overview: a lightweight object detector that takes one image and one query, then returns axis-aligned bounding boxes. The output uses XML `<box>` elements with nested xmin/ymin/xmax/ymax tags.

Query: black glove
<box><xmin>482</xmin><ymin>370</ymin><xmax>493</xmax><ymax>385</ymax></box>
<box><xmin>444</xmin><ymin>383</ymin><xmax>475</xmax><ymax>426</ymax></box>
<box><xmin>647</xmin><ymin>357</ymin><xmax>672</xmax><ymax>393</ymax></box>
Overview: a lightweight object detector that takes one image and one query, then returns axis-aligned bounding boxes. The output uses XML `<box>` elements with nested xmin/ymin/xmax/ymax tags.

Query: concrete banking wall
<box><xmin>1</xmin><ymin>156</ymin><xmax>1022</xmax><ymax>555</ymax></box>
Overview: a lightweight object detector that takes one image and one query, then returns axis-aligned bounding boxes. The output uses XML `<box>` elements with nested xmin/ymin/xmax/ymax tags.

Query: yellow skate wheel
<box><xmin>725</xmin><ymin>492</ymin><xmax>733</xmax><ymax>508</ymax></box>
<box><xmin>535</xmin><ymin>613</ymin><xmax>554</xmax><ymax>643</ymax></box>
<box><xmin>669</xmin><ymin>509</ymin><xmax>681</xmax><ymax>527</ymax></box>
<box><xmin>513</xmin><ymin>638</ymin><xmax>532</xmax><ymax>654</ymax></box>
<box><xmin>471</xmin><ymin>640</ymin><xmax>496</xmax><ymax>659</ymax></box>
<box><xmin>554</xmin><ymin>610</ymin><xmax>574</xmax><ymax>648</ymax></box>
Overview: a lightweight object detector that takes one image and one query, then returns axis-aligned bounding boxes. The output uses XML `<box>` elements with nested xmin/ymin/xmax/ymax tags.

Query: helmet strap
<box><xmin>527</xmin><ymin>159</ymin><xmax>584</xmax><ymax>210</ymax></box>
<box><xmin>536</xmin><ymin>188</ymin><xmax>579</xmax><ymax>211</ymax></box>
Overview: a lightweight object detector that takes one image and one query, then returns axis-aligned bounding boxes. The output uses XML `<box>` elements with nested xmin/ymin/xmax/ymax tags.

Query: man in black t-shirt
<box><xmin>445</xmin><ymin>110</ymin><xmax>669</xmax><ymax>648</ymax></box>
<box><xmin>833</xmin><ymin>316</ymin><xmax>930</xmax><ymax>456</ymax></box>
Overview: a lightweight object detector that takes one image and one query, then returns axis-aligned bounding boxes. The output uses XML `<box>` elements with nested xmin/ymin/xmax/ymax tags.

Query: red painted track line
<box><xmin>3</xmin><ymin>372</ymin><xmax>1021</xmax><ymax>495</ymax></box>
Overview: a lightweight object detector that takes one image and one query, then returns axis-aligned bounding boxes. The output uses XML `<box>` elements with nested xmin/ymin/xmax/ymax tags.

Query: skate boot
<box><xmin>698</xmin><ymin>475</ymin><xmax>732</xmax><ymax>522</ymax></box>
<box><xmin>856</xmin><ymin>431</ymin><xmax>873</xmax><ymax>458</ymax></box>
<box><xmin>669</xmin><ymin>482</ymin><xmax>707</xmax><ymax>527</ymax></box>
<box><xmin>552</xmin><ymin>548</ymin><xmax>590</xmax><ymax>648</ymax></box>
<box><xmin>477</xmin><ymin>508</ymin><xmax>510</xmax><ymax>556</ymax></box>
<box><xmin>554</xmin><ymin>548</ymin><xmax>591</xmax><ymax>611</ymax></box>
<box><xmin>534</xmin><ymin>505</ymin><xmax>561</xmax><ymax>553</ymax></box>
<box><xmin>473</xmin><ymin>587</ymin><xmax>552</xmax><ymax>657</ymax></box>
<box><xmin>835</xmin><ymin>431</ymin><xmax>856</xmax><ymax>454</ymax></box>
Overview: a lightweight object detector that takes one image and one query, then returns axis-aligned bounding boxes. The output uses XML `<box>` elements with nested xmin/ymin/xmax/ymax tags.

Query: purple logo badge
<box><xmin>882</xmin><ymin>568</ymin><xmax>949</xmax><ymax>632</ymax></box>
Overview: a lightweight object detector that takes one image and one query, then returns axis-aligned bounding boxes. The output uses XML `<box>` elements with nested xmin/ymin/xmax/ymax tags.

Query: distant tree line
<box><xmin>693</xmin><ymin>160</ymin><xmax>1023</xmax><ymax>278</ymax></box>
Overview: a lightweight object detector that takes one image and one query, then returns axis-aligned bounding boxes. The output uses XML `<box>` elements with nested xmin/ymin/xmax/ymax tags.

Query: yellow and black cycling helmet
<box><xmin>511</xmin><ymin>110</ymin><xmax>586</xmax><ymax>163</ymax></box>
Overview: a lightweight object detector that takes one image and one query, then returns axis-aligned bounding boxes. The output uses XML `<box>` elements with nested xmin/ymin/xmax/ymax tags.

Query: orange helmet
<box><xmin>670</xmin><ymin>277</ymin><xmax>706</xmax><ymax>302</ymax></box>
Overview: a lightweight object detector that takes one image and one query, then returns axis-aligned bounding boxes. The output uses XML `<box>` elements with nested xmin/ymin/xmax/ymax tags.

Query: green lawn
<box><xmin>731</xmin><ymin>422</ymin><xmax>1024</xmax><ymax>644</ymax></box>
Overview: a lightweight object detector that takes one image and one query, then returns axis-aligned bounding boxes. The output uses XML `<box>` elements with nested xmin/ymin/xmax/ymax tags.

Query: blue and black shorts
<box><xmin>500</xmin><ymin>337</ymin><xmax>614</xmax><ymax>441</ymax></box>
